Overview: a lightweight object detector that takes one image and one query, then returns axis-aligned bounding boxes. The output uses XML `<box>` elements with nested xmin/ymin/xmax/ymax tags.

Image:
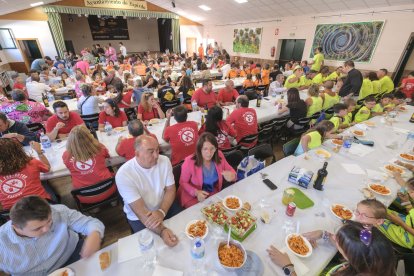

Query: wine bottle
<box><xmin>313</xmin><ymin>162</ymin><xmax>328</xmax><ymax>191</ymax></box>
<box><xmin>256</xmin><ymin>93</ymin><xmax>262</xmax><ymax>107</ymax></box>
<box><xmin>42</xmin><ymin>93</ymin><xmax>49</xmax><ymax>107</ymax></box>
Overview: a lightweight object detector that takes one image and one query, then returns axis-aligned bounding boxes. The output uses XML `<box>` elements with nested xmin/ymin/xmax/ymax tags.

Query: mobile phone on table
<box><xmin>263</xmin><ymin>178</ymin><xmax>278</xmax><ymax>190</ymax></box>
<box><xmin>263</xmin><ymin>97</ymin><xmax>270</xmax><ymax>101</ymax></box>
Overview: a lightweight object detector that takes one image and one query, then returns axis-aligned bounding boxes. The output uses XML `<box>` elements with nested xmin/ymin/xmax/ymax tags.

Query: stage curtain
<box><xmin>172</xmin><ymin>18</ymin><xmax>180</xmax><ymax>53</ymax></box>
<box><xmin>46</xmin><ymin>12</ymin><xmax>66</xmax><ymax>58</ymax></box>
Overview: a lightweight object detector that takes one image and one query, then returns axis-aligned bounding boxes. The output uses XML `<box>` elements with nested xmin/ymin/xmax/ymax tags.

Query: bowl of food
<box><xmin>315</xmin><ymin>149</ymin><xmax>331</xmax><ymax>159</ymax></box>
<box><xmin>384</xmin><ymin>164</ymin><xmax>405</xmax><ymax>175</ymax></box>
<box><xmin>331</xmin><ymin>139</ymin><xmax>343</xmax><ymax>146</ymax></box>
<box><xmin>48</xmin><ymin>268</ymin><xmax>75</xmax><ymax>276</ymax></box>
<box><xmin>285</xmin><ymin>233</ymin><xmax>312</xmax><ymax>258</ymax></box>
<box><xmin>368</xmin><ymin>183</ymin><xmax>391</xmax><ymax>196</ymax></box>
<box><xmin>400</xmin><ymin>153</ymin><xmax>414</xmax><ymax>162</ymax></box>
<box><xmin>331</xmin><ymin>204</ymin><xmax>354</xmax><ymax>220</ymax></box>
<box><xmin>223</xmin><ymin>196</ymin><xmax>242</xmax><ymax>212</ymax></box>
<box><xmin>217</xmin><ymin>240</ymin><xmax>247</xmax><ymax>270</ymax></box>
<box><xmin>352</xmin><ymin>130</ymin><xmax>365</xmax><ymax>137</ymax></box>
<box><xmin>185</xmin><ymin>219</ymin><xmax>208</xmax><ymax>240</ymax></box>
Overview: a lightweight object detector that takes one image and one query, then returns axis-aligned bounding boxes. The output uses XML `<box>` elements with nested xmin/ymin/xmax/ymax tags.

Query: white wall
<box><xmin>180</xmin><ymin>25</ymin><xmax>204</xmax><ymax>54</ymax></box>
<box><xmin>0</xmin><ymin>20</ymin><xmax>57</xmax><ymax>62</ymax></box>
<box><xmin>61</xmin><ymin>15</ymin><xmax>160</xmax><ymax>54</ymax></box>
<box><xmin>204</xmin><ymin>4</ymin><xmax>414</xmax><ymax>72</ymax></box>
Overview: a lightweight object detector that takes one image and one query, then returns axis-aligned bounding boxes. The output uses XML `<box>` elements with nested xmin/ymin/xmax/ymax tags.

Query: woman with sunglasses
<box><xmin>137</xmin><ymin>92</ymin><xmax>165</xmax><ymax>122</ymax></box>
<box><xmin>267</xmin><ymin>220</ymin><xmax>395</xmax><ymax>276</ymax></box>
<box><xmin>98</xmin><ymin>98</ymin><xmax>128</xmax><ymax>131</ymax></box>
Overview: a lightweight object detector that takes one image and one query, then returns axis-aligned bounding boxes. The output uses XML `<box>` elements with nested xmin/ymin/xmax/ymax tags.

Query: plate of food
<box><xmin>48</xmin><ymin>267</ymin><xmax>75</xmax><ymax>276</ymax></box>
<box><xmin>384</xmin><ymin>164</ymin><xmax>405</xmax><ymax>175</ymax></box>
<box><xmin>368</xmin><ymin>183</ymin><xmax>391</xmax><ymax>196</ymax></box>
<box><xmin>363</xmin><ymin>121</ymin><xmax>375</xmax><ymax>127</ymax></box>
<box><xmin>352</xmin><ymin>130</ymin><xmax>365</xmax><ymax>137</ymax></box>
<box><xmin>227</xmin><ymin>209</ymin><xmax>257</xmax><ymax>240</ymax></box>
<box><xmin>330</xmin><ymin>204</ymin><xmax>354</xmax><ymax>220</ymax></box>
<box><xmin>315</xmin><ymin>149</ymin><xmax>331</xmax><ymax>159</ymax></box>
<box><xmin>331</xmin><ymin>139</ymin><xmax>343</xmax><ymax>146</ymax></box>
<box><xmin>217</xmin><ymin>240</ymin><xmax>247</xmax><ymax>270</ymax></box>
<box><xmin>223</xmin><ymin>195</ymin><xmax>242</xmax><ymax>212</ymax></box>
<box><xmin>400</xmin><ymin>153</ymin><xmax>414</xmax><ymax>162</ymax></box>
<box><xmin>398</xmin><ymin>106</ymin><xmax>407</xmax><ymax>112</ymax></box>
<box><xmin>185</xmin><ymin>219</ymin><xmax>208</xmax><ymax>240</ymax></box>
<box><xmin>285</xmin><ymin>233</ymin><xmax>312</xmax><ymax>258</ymax></box>
<box><xmin>149</xmin><ymin>118</ymin><xmax>160</xmax><ymax>124</ymax></box>
<box><xmin>201</xmin><ymin>203</ymin><xmax>229</xmax><ymax>226</ymax></box>
<box><xmin>113</xmin><ymin>127</ymin><xmax>125</xmax><ymax>132</ymax></box>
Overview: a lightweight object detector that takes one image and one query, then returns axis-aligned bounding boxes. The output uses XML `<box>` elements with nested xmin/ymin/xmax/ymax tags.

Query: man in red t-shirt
<box><xmin>217</xmin><ymin>80</ymin><xmax>239</xmax><ymax>106</ymax></box>
<box><xmin>46</xmin><ymin>101</ymin><xmax>85</xmax><ymax>141</ymax></box>
<box><xmin>116</xmin><ymin>119</ymin><xmax>158</xmax><ymax>160</ymax></box>
<box><xmin>401</xmin><ymin>71</ymin><xmax>414</xmax><ymax>99</ymax></box>
<box><xmin>191</xmin><ymin>79</ymin><xmax>217</xmax><ymax>109</ymax></box>
<box><xmin>163</xmin><ymin>106</ymin><xmax>198</xmax><ymax>166</ymax></box>
<box><xmin>226</xmin><ymin>95</ymin><xmax>258</xmax><ymax>148</ymax></box>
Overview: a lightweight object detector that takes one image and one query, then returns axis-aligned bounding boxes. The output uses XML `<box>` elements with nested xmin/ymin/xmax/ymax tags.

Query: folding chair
<box><xmin>238</xmin><ymin>133</ymin><xmax>259</xmax><ymax>153</ymax></box>
<box><xmin>289</xmin><ymin>117</ymin><xmax>311</xmax><ymax>137</ymax></box>
<box><xmin>282</xmin><ymin>138</ymin><xmax>300</xmax><ymax>157</ymax></box>
<box><xmin>224</xmin><ymin>149</ymin><xmax>244</xmax><ymax>172</ymax></box>
<box><xmin>221</xmin><ymin>144</ymin><xmax>241</xmax><ymax>154</ymax></box>
<box><xmin>272</xmin><ymin>116</ymin><xmax>290</xmax><ymax>143</ymax></box>
<box><xmin>244</xmin><ymin>89</ymin><xmax>257</xmax><ymax>100</ymax></box>
<box><xmin>258</xmin><ymin>120</ymin><xmax>277</xmax><ymax>148</ymax></box>
<box><xmin>71</xmin><ymin>177</ymin><xmax>120</xmax><ymax>214</ymax></box>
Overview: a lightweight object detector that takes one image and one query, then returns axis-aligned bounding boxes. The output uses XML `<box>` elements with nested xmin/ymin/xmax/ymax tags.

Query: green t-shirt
<box><xmin>311</xmin><ymin>53</ymin><xmax>324</xmax><ymax>71</ymax></box>
<box><xmin>322</xmin><ymin>92</ymin><xmax>339</xmax><ymax>110</ymax></box>
<box><xmin>359</xmin><ymin>78</ymin><xmax>374</xmax><ymax>100</ymax></box>
<box><xmin>379</xmin><ymin>76</ymin><xmax>395</xmax><ymax>93</ymax></box>
<box><xmin>372</xmin><ymin>80</ymin><xmax>381</xmax><ymax>94</ymax></box>
<box><xmin>354</xmin><ymin>106</ymin><xmax>371</xmax><ymax>123</ymax></box>
<box><xmin>325</xmin><ymin>71</ymin><xmax>338</xmax><ymax>81</ymax></box>
<box><xmin>312</xmin><ymin>73</ymin><xmax>324</xmax><ymax>84</ymax></box>
<box><xmin>284</xmin><ymin>74</ymin><xmax>301</xmax><ymax>88</ymax></box>
<box><xmin>329</xmin><ymin>116</ymin><xmax>343</xmax><ymax>132</ymax></box>
<box><xmin>372</xmin><ymin>103</ymin><xmax>384</xmax><ymax>113</ymax></box>
<box><xmin>307</xmin><ymin>96</ymin><xmax>323</xmax><ymax>117</ymax></box>
<box><xmin>300</xmin><ymin>75</ymin><xmax>312</xmax><ymax>87</ymax></box>
<box><xmin>378</xmin><ymin>209</ymin><xmax>414</xmax><ymax>249</ymax></box>
<box><xmin>344</xmin><ymin>112</ymin><xmax>352</xmax><ymax>126</ymax></box>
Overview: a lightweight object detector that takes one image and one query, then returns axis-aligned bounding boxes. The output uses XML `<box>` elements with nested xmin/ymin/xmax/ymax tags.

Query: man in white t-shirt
<box><xmin>119</xmin><ymin>42</ymin><xmax>127</xmax><ymax>57</ymax></box>
<box><xmin>26</xmin><ymin>75</ymin><xmax>55</xmax><ymax>102</ymax></box>
<box><xmin>115</xmin><ymin>135</ymin><xmax>180</xmax><ymax>247</ymax></box>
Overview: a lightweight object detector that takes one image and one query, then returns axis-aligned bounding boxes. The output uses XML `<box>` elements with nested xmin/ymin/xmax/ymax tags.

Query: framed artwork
<box><xmin>233</xmin><ymin>27</ymin><xmax>262</xmax><ymax>54</ymax></box>
<box><xmin>310</xmin><ymin>21</ymin><xmax>385</xmax><ymax>62</ymax></box>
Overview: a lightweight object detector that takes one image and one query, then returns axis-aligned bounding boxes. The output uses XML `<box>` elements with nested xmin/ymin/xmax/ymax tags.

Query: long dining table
<box><xmin>28</xmin><ymin>97</ymin><xmax>287</xmax><ymax>180</ymax></box>
<box><xmin>66</xmin><ymin>107</ymin><xmax>414</xmax><ymax>275</ymax></box>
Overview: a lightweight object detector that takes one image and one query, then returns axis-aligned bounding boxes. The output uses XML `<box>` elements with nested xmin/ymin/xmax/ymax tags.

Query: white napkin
<box><xmin>348</xmin><ymin>144</ymin><xmax>375</xmax><ymax>157</ymax></box>
<box><xmin>152</xmin><ymin>265</ymin><xmax>183</xmax><ymax>276</ymax></box>
<box><xmin>267</xmin><ymin>247</ymin><xmax>310</xmax><ymax>276</ymax></box>
<box><xmin>117</xmin><ymin>234</ymin><xmax>141</xmax><ymax>263</ymax></box>
<box><xmin>341</xmin><ymin>163</ymin><xmax>366</xmax><ymax>175</ymax></box>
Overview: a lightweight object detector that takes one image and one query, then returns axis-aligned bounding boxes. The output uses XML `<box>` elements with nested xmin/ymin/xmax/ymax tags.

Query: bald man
<box><xmin>217</xmin><ymin>79</ymin><xmax>239</xmax><ymax>106</ymax></box>
<box><xmin>115</xmin><ymin>135</ymin><xmax>180</xmax><ymax>246</ymax></box>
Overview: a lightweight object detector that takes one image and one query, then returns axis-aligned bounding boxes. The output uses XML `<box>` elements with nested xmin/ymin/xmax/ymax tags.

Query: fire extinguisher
<box><xmin>271</xmin><ymin>46</ymin><xmax>275</xmax><ymax>57</ymax></box>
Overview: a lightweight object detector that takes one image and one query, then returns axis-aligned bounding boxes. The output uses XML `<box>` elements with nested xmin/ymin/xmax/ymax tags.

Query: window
<box><xmin>0</xmin><ymin>28</ymin><xmax>17</xmax><ymax>49</ymax></box>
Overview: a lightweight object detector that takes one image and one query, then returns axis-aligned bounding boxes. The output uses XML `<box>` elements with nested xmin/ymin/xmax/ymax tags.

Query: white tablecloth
<box><xmin>67</xmin><ymin>107</ymin><xmax>414</xmax><ymax>275</ymax></box>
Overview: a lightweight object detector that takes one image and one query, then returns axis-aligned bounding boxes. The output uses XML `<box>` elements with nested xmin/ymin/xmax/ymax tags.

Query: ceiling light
<box><xmin>30</xmin><ymin>1</ymin><xmax>44</xmax><ymax>7</ymax></box>
<box><xmin>234</xmin><ymin>0</ymin><xmax>248</xmax><ymax>3</ymax></box>
<box><xmin>198</xmin><ymin>5</ymin><xmax>211</xmax><ymax>11</ymax></box>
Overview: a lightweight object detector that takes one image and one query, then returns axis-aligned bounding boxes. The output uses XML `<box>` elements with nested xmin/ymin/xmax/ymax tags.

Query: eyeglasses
<box><xmin>354</xmin><ymin>209</ymin><xmax>377</xmax><ymax>219</ymax></box>
<box><xmin>359</xmin><ymin>225</ymin><xmax>372</xmax><ymax>246</ymax></box>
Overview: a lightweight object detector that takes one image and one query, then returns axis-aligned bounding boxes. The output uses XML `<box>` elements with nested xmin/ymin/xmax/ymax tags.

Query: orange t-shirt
<box><xmin>262</xmin><ymin>69</ymin><xmax>270</xmax><ymax>85</ymax></box>
<box><xmin>134</xmin><ymin>64</ymin><xmax>147</xmax><ymax>76</ymax></box>
<box><xmin>252</xmin><ymin>68</ymin><xmax>261</xmax><ymax>76</ymax></box>
<box><xmin>243</xmin><ymin>79</ymin><xmax>255</xmax><ymax>88</ymax></box>
<box><xmin>239</xmin><ymin>70</ymin><xmax>247</xmax><ymax>77</ymax></box>
<box><xmin>227</xmin><ymin>69</ymin><xmax>238</xmax><ymax>79</ymax></box>
<box><xmin>198</xmin><ymin>47</ymin><xmax>204</xmax><ymax>58</ymax></box>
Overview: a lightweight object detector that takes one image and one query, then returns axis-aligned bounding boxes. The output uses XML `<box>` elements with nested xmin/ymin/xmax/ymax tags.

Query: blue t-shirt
<box><xmin>202</xmin><ymin>162</ymin><xmax>218</xmax><ymax>193</ymax></box>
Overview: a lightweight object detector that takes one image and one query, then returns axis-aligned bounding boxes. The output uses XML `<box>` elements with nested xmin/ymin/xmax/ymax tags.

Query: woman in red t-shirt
<box><xmin>137</xmin><ymin>92</ymin><xmax>165</xmax><ymax>122</ymax></box>
<box><xmin>199</xmin><ymin>106</ymin><xmax>236</xmax><ymax>150</ymax></box>
<box><xmin>113</xmin><ymin>81</ymin><xmax>133</xmax><ymax>108</ymax></box>
<box><xmin>0</xmin><ymin>139</ymin><xmax>51</xmax><ymax>210</ymax></box>
<box><xmin>98</xmin><ymin>98</ymin><xmax>128</xmax><ymax>131</ymax></box>
<box><xmin>63</xmin><ymin>125</ymin><xmax>116</xmax><ymax>204</ymax></box>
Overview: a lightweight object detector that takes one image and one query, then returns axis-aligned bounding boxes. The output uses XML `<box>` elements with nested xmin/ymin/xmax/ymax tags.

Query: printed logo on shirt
<box><xmin>187</xmin><ymin>88</ymin><xmax>195</xmax><ymax>96</ymax></box>
<box><xmin>73</xmin><ymin>158</ymin><xmax>96</xmax><ymax>174</ymax></box>
<box><xmin>243</xmin><ymin>111</ymin><xmax>255</xmax><ymax>125</ymax></box>
<box><xmin>179</xmin><ymin>127</ymin><xmax>195</xmax><ymax>145</ymax></box>
<box><xmin>0</xmin><ymin>174</ymin><xmax>27</xmax><ymax>198</ymax></box>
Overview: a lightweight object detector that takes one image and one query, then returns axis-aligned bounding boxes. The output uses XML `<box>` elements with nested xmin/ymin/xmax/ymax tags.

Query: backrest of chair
<box><xmin>163</xmin><ymin>99</ymin><xmax>180</xmax><ymax>108</ymax></box>
<box><xmin>172</xmin><ymin>161</ymin><xmax>183</xmax><ymax>189</ymax></box>
<box><xmin>26</xmin><ymin>123</ymin><xmax>46</xmax><ymax>134</ymax></box>
<box><xmin>283</xmin><ymin>138</ymin><xmax>300</xmax><ymax>157</ymax></box>
<box><xmin>80</xmin><ymin>113</ymin><xmax>100</xmax><ymax>130</ymax></box>
<box><xmin>356</xmin><ymin>98</ymin><xmax>365</xmax><ymax>106</ymax></box>
<box><xmin>259</xmin><ymin>120</ymin><xmax>276</xmax><ymax>132</ymax></box>
<box><xmin>224</xmin><ymin>150</ymin><xmax>244</xmax><ymax>171</ymax></box>
<box><xmin>238</xmin><ymin>133</ymin><xmax>259</xmax><ymax>144</ymax></box>
<box><xmin>221</xmin><ymin>144</ymin><xmax>241</xmax><ymax>154</ymax></box>
<box><xmin>248</xmin><ymin>143</ymin><xmax>274</xmax><ymax>161</ymax></box>
<box><xmin>295</xmin><ymin>117</ymin><xmax>311</xmax><ymax>126</ymax></box>
<box><xmin>71</xmin><ymin>177</ymin><xmax>116</xmax><ymax>198</ymax></box>
<box><xmin>309</xmin><ymin>111</ymin><xmax>321</xmax><ymax>120</ymax></box>
<box><xmin>244</xmin><ymin>90</ymin><xmax>257</xmax><ymax>100</ymax></box>
<box><xmin>124</xmin><ymin>108</ymin><xmax>137</xmax><ymax>121</ymax></box>
<box><xmin>0</xmin><ymin>210</ymin><xmax>10</xmax><ymax>226</ymax></box>
<box><xmin>324</xmin><ymin>107</ymin><xmax>334</xmax><ymax>115</ymax></box>
<box><xmin>273</xmin><ymin>116</ymin><xmax>290</xmax><ymax>128</ymax></box>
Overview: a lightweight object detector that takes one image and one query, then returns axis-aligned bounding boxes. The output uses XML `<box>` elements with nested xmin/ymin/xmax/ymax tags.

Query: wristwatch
<box><xmin>283</xmin><ymin>264</ymin><xmax>295</xmax><ymax>275</ymax></box>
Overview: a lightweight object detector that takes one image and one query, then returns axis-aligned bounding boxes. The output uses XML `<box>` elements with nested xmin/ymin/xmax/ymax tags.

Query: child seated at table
<box><xmin>294</xmin><ymin>120</ymin><xmax>338</xmax><ymax>156</ymax></box>
<box><xmin>371</xmin><ymin>93</ymin><xmax>393</xmax><ymax>116</ymax></box>
<box><xmin>355</xmin><ymin>195</ymin><xmax>414</xmax><ymax>250</ymax></box>
<box><xmin>343</xmin><ymin>98</ymin><xmax>356</xmax><ymax>127</ymax></box>
<box><xmin>305</xmin><ymin>84</ymin><xmax>323</xmax><ymax>120</ymax></box>
<box><xmin>242</xmin><ymin>74</ymin><xmax>255</xmax><ymax>89</ymax></box>
<box><xmin>239</xmin><ymin>64</ymin><xmax>250</xmax><ymax>77</ymax></box>
<box><xmin>329</xmin><ymin>103</ymin><xmax>348</xmax><ymax>133</ymax></box>
<box><xmin>320</xmin><ymin>80</ymin><xmax>339</xmax><ymax>116</ymax></box>
<box><xmin>390</xmin><ymin>90</ymin><xmax>407</xmax><ymax>110</ymax></box>
<box><xmin>353</xmin><ymin>95</ymin><xmax>376</xmax><ymax>123</ymax></box>
<box><xmin>92</xmin><ymin>73</ymin><xmax>106</xmax><ymax>95</ymax></box>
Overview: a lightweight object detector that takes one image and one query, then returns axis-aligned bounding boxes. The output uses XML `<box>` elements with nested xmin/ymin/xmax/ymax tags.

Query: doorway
<box><xmin>16</xmin><ymin>39</ymin><xmax>43</xmax><ymax>72</ymax></box>
<box><xmin>394</xmin><ymin>32</ymin><xmax>414</xmax><ymax>85</ymax></box>
<box><xmin>186</xmin><ymin>37</ymin><xmax>196</xmax><ymax>57</ymax></box>
<box><xmin>278</xmin><ymin>39</ymin><xmax>306</xmax><ymax>68</ymax></box>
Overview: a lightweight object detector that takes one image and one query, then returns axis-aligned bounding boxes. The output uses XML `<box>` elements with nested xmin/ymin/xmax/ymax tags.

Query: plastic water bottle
<box><xmin>40</xmin><ymin>134</ymin><xmax>51</xmax><ymax>149</ymax></box>
<box><xmin>47</xmin><ymin>92</ymin><xmax>55</xmax><ymax>103</ymax></box>
<box><xmin>191</xmin><ymin>100</ymin><xmax>198</xmax><ymax>111</ymax></box>
<box><xmin>271</xmin><ymin>90</ymin><xmax>277</xmax><ymax>98</ymax></box>
<box><xmin>191</xmin><ymin>238</ymin><xmax>205</xmax><ymax>273</ymax></box>
<box><xmin>138</xmin><ymin>229</ymin><xmax>156</xmax><ymax>269</ymax></box>
<box><xmin>341</xmin><ymin>136</ymin><xmax>352</xmax><ymax>153</ymax></box>
<box><xmin>104</xmin><ymin>122</ymin><xmax>113</xmax><ymax>136</ymax></box>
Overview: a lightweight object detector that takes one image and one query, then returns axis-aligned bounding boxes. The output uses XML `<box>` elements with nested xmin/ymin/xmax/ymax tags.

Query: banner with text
<box><xmin>84</xmin><ymin>0</ymin><xmax>147</xmax><ymax>10</ymax></box>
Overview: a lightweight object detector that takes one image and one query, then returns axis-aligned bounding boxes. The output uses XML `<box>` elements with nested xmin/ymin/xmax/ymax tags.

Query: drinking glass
<box><xmin>138</xmin><ymin>229</ymin><xmax>157</xmax><ymax>270</ymax></box>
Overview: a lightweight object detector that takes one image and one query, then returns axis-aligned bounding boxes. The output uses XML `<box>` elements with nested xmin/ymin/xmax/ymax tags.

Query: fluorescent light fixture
<box><xmin>30</xmin><ymin>1</ymin><xmax>44</xmax><ymax>7</ymax></box>
<box><xmin>234</xmin><ymin>0</ymin><xmax>248</xmax><ymax>3</ymax></box>
<box><xmin>198</xmin><ymin>5</ymin><xmax>211</xmax><ymax>11</ymax></box>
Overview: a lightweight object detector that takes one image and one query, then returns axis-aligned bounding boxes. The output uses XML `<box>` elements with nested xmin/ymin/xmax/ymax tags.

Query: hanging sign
<box><xmin>84</xmin><ymin>0</ymin><xmax>148</xmax><ymax>10</ymax></box>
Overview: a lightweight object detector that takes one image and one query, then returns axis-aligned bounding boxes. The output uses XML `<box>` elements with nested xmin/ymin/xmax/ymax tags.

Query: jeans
<box><xmin>128</xmin><ymin>200</ymin><xmax>183</xmax><ymax>233</ymax></box>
